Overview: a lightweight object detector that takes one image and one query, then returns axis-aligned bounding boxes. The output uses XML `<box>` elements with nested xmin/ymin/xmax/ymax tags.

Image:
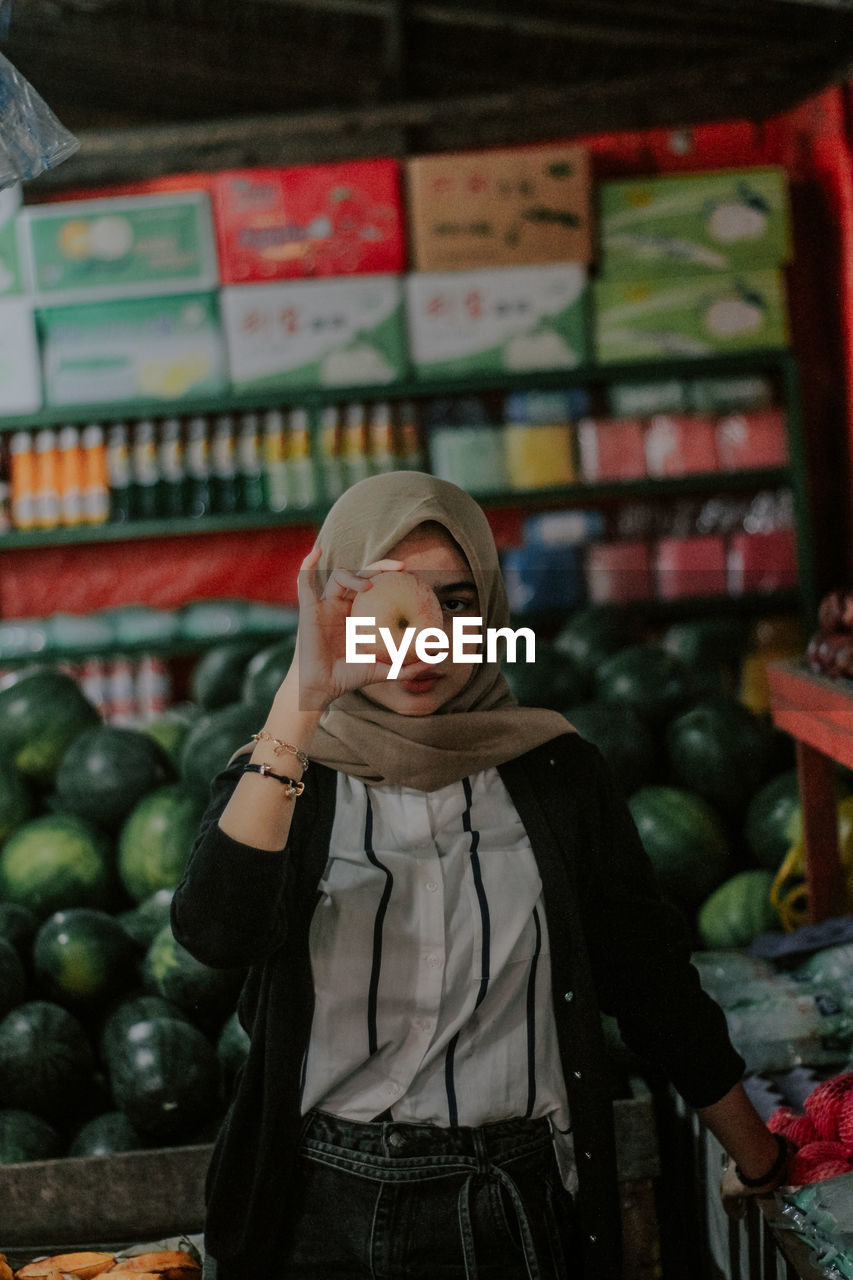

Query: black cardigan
<box><xmin>172</xmin><ymin>733</ymin><xmax>745</xmax><ymax>1280</ymax></box>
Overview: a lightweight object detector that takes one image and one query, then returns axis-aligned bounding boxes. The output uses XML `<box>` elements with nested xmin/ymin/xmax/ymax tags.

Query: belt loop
<box><xmin>457</xmin><ymin>1175</ymin><xmax>479</xmax><ymax>1280</ymax></box>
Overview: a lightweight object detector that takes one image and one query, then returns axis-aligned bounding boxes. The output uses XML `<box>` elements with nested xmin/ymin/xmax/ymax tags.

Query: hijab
<box><xmin>307</xmin><ymin>471</ymin><xmax>573</xmax><ymax>791</ymax></box>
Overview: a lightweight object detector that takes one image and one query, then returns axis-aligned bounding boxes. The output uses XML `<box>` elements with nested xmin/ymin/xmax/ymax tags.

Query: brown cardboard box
<box><xmin>405</xmin><ymin>144</ymin><xmax>593</xmax><ymax>272</ymax></box>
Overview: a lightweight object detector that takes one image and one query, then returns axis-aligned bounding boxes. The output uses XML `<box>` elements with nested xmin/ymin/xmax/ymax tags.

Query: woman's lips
<box><xmin>399</xmin><ymin>671</ymin><xmax>441</xmax><ymax>693</ymax></box>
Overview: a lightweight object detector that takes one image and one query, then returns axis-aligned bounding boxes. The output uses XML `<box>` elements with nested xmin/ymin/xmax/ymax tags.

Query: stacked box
<box><xmin>577</xmin><ymin>417</ymin><xmax>646</xmax><ymax>482</ymax></box>
<box><xmin>644</xmin><ymin>413</ymin><xmax>718</xmax><ymax>477</ymax></box>
<box><xmin>715</xmin><ymin>408</ymin><xmax>788</xmax><ymax>469</ymax></box>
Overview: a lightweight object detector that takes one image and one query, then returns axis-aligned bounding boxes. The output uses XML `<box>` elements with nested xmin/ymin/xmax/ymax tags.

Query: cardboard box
<box><xmin>715</xmin><ymin>408</ymin><xmax>788</xmax><ymax>469</ymax></box>
<box><xmin>40</xmin><ymin>292</ymin><xmax>227</xmax><ymax>406</ymax></box>
<box><xmin>586</xmin><ymin>541</ymin><xmax>654</xmax><ymax>603</ymax></box>
<box><xmin>599</xmin><ymin>167</ymin><xmax>790</xmax><ymax>277</ymax></box>
<box><xmin>406</xmin><ymin>264</ymin><xmax>588</xmax><ymax>378</ymax></box>
<box><xmin>21</xmin><ymin>192</ymin><xmax>218</xmax><ymax>302</ymax></box>
<box><xmin>211</xmin><ymin>160</ymin><xmax>405</xmax><ymax>282</ymax></box>
<box><xmin>654</xmin><ymin>535</ymin><xmax>728</xmax><ymax>599</ymax></box>
<box><xmin>608</xmin><ymin>380</ymin><xmax>687</xmax><ymax>416</ymax></box>
<box><xmin>577</xmin><ymin>417</ymin><xmax>646</xmax><ymax>481</ymax></box>
<box><xmin>0</xmin><ymin>300</ymin><xmax>42</xmax><ymax>411</ymax></box>
<box><xmin>727</xmin><ymin>529</ymin><xmax>797</xmax><ymax>593</ymax></box>
<box><xmin>645</xmin><ymin>413</ymin><xmax>718</xmax><ymax>477</ymax></box>
<box><xmin>593</xmin><ymin>269</ymin><xmax>788</xmax><ymax>363</ymax></box>
<box><xmin>406</xmin><ymin>144</ymin><xmax>593</xmax><ymax>271</ymax></box>
<box><xmin>221</xmin><ymin>275</ymin><xmax>407</xmax><ymax>390</ymax></box>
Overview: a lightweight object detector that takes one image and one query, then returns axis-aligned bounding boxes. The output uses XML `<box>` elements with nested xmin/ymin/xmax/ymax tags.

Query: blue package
<box><xmin>501</xmin><ymin>544</ymin><xmax>586</xmax><ymax>615</ymax></box>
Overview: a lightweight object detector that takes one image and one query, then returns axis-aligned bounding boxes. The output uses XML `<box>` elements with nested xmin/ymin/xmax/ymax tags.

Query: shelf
<box><xmin>0</xmin><ymin>350</ymin><xmax>796</xmax><ymax>432</ymax></box>
<box><xmin>0</xmin><ymin>508</ymin><xmax>323</xmax><ymax>549</ymax></box>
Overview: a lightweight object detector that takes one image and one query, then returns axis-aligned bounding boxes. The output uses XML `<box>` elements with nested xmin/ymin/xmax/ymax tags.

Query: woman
<box><xmin>172</xmin><ymin>470</ymin><xmax>790</xmax><ymax>1280</ymax></box>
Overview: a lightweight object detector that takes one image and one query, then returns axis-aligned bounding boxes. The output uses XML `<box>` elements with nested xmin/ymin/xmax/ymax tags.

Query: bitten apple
<box><xmin>350</xmin><ymin>570</ymin><xmax>444</xmax><ymax>676</ymax></box>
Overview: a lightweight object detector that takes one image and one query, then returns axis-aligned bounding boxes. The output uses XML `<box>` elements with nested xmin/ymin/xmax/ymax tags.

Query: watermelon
<box><xmin>0</xmin><ymin>902</ymin><xmax>38</xmax><ymax>957</ymax></box>
<box><xmin>502</xmin><ymin>642</ymin><xmax>588</xmax><ymax>710</ymax></box>
<box><xmin>697</xmin><ymin>869</ymin><xmax>779</xmax><ymax>949</ymax></box>
<box><xmin>107</xmin><ymin>1015</ymin><xmax>221</xmax><ymax>1140</ymax></box>
<box><xmin>745</xmin><ymin>769</ymin><xmax>803</xmax><ymax>870</ymax></box>
<box><xmin>179</xmin><ymin>700</ymin><xmax>269</xmax><ymax>797</ymax></box>
<box><xmin>628</xmin><ymin>785</ymin><xmax>732</xmax><ymax>910</ymax></box>
<box><xmin>33</xmin><ymin>908</ymin><xmax>139</xmax><ymax>1012</ymax></box>
<box><xmin>0</xmin><ymin>1108</ymin><xmax>62</xmax><ymax>1163</ymax></box>
<box><xmin>564</xmin><ymin>702</ymin><xmax>656</xmax><ymax>795</ymax></box>
<box><xmin>241</xmin><ymin>636</ymin><xmax>298</xmax><ymax>708</ymax></box>
<box><xmin>664</xmin><ymin>695</ymin><xmax>778</xmax><ymax>814</ymax></box>
<box><xmin>191</xmin><ymin>639</ymin><xmax>265</xmax><ymax>710</ymax></box>
<box><xmin>142</xmin><ymin>703</ymin><xmax>203</xmax><ymax>767</ymax></box>
<box><xmin>552</xmin><ymin>606</ymin><xmax>638</xmax><ymax>676</ymax></box>
<box><xmin>54</xmin><ymin>725</ymin><xmax>174</xmax><ymax>829</ymax></box>
<box><xmin>0</xmin><ymin>669</ymin><xmax>101</xmax><ymax>786</ymax></box>
<box><xmin>217</xmin><ymin>1010</ymin><xmax>250</xmax><ymax>1092</ymax></box>
<box><xmin>142</xmin><ymin>924</ymin><xmax>244</xmax><ymax>1031</ymax></box>
<box><xmin>69</xmin><ymin>1109</ymin><xmax>145</xmax><ymax>1157</ymax></box>
<box><xmin>117</xmin><ymin>887</ymin><xmax>175</xmax><ymax>950</ymax></box>
<box><xmin>98</xmin><ymin>991</ymin><xmax>192</xmax><ymax>1065</ymax></box>
<box><xmin>117</xmin><ymin>784</ymin><xmax>205</xmax><ymax>904</ymax></box>
<box><xmin>0</xmin><ymin>814</ymin><xmax>114</xmax><ymax>918</ymax></box>
<box><xmin>595</xmin><ymin>645</ymin><xmax>696</xmax><ymax>726</ymax></box>
<box><xmin>0</xmin><ymin>1000</ymin><xmax>94</xmax><ymax>1121</ymax></box>
<box><xmin>661</xmin><ymin>618</ymin><xmax>749</xmax><ymax>694</ymax></box>
<box><xmin>0</xmin><ymin>936</ymin><xmax>26</xmax><ymax>1019</ymax></box>
<box><xmin>0</xmin><ymin>758</ymin><xmax>33</xmax><ymax>844</ymax></box>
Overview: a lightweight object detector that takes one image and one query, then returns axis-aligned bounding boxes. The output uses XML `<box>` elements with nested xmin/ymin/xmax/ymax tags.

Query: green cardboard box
<box><xmin>40</xmin><ymin>292</ymin><xmax>227</xmax><ymax>406</ymax></box>
<box><xmin>593</xmin><ymin>269</ymin><xmax>788</xmax><ymax>364</ymax></box>
<box><xmin>599</xmin><ymin>168</ymin><xmax>790</xmax><ymax>278</ymax></box>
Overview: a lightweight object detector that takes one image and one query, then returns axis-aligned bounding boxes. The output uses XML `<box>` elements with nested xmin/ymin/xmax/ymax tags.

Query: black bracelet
<box><xmin>735</xmin><ymin>1132</ymin><xmax>789</xmax><ymax>1188</ymax></box>
<box><xmin>242</xmin><ymin>762</ymin><xmax>305</xmax><ymax>798</ymax></box>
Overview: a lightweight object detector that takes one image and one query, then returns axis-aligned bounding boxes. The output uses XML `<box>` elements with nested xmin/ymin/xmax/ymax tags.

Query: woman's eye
<box><xmin>441</xmin><ymin>596</ymin><xmax>476</xmax><ymax>615</ymax></box>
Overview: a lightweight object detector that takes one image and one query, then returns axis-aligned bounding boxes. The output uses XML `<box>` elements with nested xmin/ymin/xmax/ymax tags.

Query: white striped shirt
<box><xmin>301</xmin><ymin>767</ymin><xmax>572</xmax><ymax>1143</ymax></box>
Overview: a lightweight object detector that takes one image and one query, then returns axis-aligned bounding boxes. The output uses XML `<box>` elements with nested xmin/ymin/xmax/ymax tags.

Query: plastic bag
<box><xmin>778</xmin><ymin>1173</ymin><xmax>853</xmax><ymax>1279</ymax></box>
<box><xmin>0</xmin><ymin>46</ymin><xmax>78</xmax><ymax>186</ymax></box>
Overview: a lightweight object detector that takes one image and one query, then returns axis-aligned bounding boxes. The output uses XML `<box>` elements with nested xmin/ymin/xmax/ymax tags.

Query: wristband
<box><xmin>735</xmin><ymin>1132</ymin><xmax>789</xmax><ymax>1188</ymax></box>
<box><xmin>242</xmin><ymin>762</ymin><xmax>305</xmax><ymax>798</ymax></box>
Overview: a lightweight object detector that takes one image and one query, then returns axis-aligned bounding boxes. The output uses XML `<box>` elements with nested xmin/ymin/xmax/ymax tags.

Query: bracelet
<box><xmin>251</xmin><ymin>732</ymin><xmax>309</xmax><ymax>771</ymax></box>
<box><xmin>242</xmin><ymin>762</ymin><xmax>305</xmax><ymax>798</ymax></box>
<box><xmin>735</xmin><ymin>1132</ymin><xmax>789</xmax><ymax>1188</ymax></box>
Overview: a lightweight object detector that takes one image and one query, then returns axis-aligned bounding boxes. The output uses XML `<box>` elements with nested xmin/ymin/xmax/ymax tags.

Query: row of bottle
<box><xmin>75</xmin><ymin>654</ymin><xmax>172</xmax><ymax>724</ymax></box>
<box><xmin>318</xmin><ymin>401</ymin><xmax>426</xmax><ymax>503</ymax></box>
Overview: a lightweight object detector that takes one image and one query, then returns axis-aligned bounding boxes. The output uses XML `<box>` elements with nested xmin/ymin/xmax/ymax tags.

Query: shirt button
<box><xmin>384</xmin><ymin>1082</ymin><xmax>400</xmax><ymax>1097</ymax></box>
<box><xmin>426</xmin><ymin>954</ymin><xmax>442</xmax><ymax>968</ymax></box>
<box><xmin>425</xmin><ymin>880</ymin><xmax>439</xmax><ymax>892</ymax></box>
<box><xmin>574</xmin><ymin>1070</ymin><xmax>582</xmax><ymax>1079</ymax></box>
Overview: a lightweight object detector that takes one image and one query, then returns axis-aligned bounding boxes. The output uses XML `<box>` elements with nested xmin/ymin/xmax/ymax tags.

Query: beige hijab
<box><xmin>307</xmin><ymin>471</ymin><xmax>573</xmax><ymax>791</ymax></box>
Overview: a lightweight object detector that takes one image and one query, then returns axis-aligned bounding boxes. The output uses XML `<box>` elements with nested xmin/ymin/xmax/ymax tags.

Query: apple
<box><xmin>350</xmin><ymin>570</ymin><xmax>444</xmax><ymax>665</ymax></box>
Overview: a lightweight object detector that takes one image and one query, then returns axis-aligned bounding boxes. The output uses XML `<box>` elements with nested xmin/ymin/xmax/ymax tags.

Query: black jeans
<box><xmin>276</xmin><ymin>1110</ymin><xmax>580</xmax><ymax>1279</ymax></box>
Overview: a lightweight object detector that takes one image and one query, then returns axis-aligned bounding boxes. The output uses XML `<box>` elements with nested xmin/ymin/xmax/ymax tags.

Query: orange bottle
<box><xmin>81</xmin><ymin>424</ymin><xmax>110</xmax><ymax>525</ymax></box>
<box><xmin>57</xmin><ymin>425</ymin><xmax>84</xmax><ymax>527</ymax></box>
<box><xmin>34</xmin><ymin>429</ymin><xmax>61</xmax><ymax>530</ymax></box>
<box><xmin>9</xmin><ymin>431</ymin><xmax>37</xmax><ymax>531</ymax></box>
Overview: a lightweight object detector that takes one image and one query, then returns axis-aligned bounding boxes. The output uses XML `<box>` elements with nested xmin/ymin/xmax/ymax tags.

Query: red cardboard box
<box><xmin>577</xmin><ymin>416</ymin><xmax>646</xmax><ymax>481</ymax></box>
<box><xmin>654</xmin><ymin>535</ymin><xmax>728</xmax><ymax>599</ymax></box>
<box><xmin>645</xmin><ymin>414</ymin><xmax>719</xmax><ymax>477</ymax></box>
<box><xmin>715</xmin><ymin>408</ymin><xmax>789</xmax><ymax>469</ymax></box>
<box><xmin>586</xmin><ymin>541</ymin><xmax>654</xmax><ymax>603</ymax></box>
<box><xmin>405</xmin><ymin>143</ymin><xmax>593</xmax><ymax>272</ymax></box>
<box><xmin>211</xmin><ymin>160</ymin><xmax>405</xmax><ymax>282</ymax></box>
<box><xmin>727</xmin><ymin>528</ymin><xmax>798</xmax><ymax>593</ymax></box>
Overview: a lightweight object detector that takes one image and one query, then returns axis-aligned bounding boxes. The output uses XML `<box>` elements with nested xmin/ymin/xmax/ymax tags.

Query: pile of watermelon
<box><xmin>510</xmin><ymin>605</ymin><xmax>804</xmax><ymax>947</ymax></box>
<box><xmin>0</xmin><ymin>632</ymin><xmax>297</xmax><ymax>1165</ymax></box>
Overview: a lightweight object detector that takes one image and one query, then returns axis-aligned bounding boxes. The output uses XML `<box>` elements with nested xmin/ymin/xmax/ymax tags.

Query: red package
<box><xmin>585</xmin><ymin>541</ymin><xmax>654</xmax><ymax>603</ymax></box>
<box><xmin>645</xmin><ymin>414</ymin><xmax>718</xmax><ymax>477</ymax></box>
<box><xmin>211</xmin><ymin>160</ymin><xmax>406</xmax><ymax>282</ymax></box>
<box><xmin>577</xmin><ymin>417</ymin><xmax>646</xmax><ymax>482</ymax></box>
<box><xmin>727</xmin><ymin>529</ymin><xmax>798</xmax><ymax>594</ymax></box>
<box><xmin>716</xmin><ymin>408</ymin><xmax>789</xmax><ymax>470</ymax></box>
<box><xmin>654</xmin><ymin>535</ymin><xmax>728</xmax><ymax>600</ymax></box>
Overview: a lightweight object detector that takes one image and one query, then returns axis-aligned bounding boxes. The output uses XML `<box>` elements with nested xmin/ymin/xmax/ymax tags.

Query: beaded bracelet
<box><xmin>735</xmin><ymin>1132</ymin><xmax>789</xmax><ymax>1188</ymax></box>
<box><xmin>251</xmin><ymin>731</ymin><xmax>309</xmax><ymax>771</ymax></box>
<box><xmin>242</xmin><ymin>762</ymin><xmax>305</xmax><ymax>798</ymax></box>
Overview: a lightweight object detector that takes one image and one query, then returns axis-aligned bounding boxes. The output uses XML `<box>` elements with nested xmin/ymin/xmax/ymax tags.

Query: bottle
<box><xmin>319</xmin><ymin>406</ymin><xmax>345</xmax><ymax>503</ymax></box>
<box><xmin>56</xmin><ymin>426</ymin><xmax>84</xmax><ymax>527</ymax></box>
<box><xmin>342</xmin><ymin>402</ymin><xmax>371</xmax><ymax>487</ymax></box>
<box><xmin>368</xmin><ymin>401</ymin><xmax>396</xmax><ymax>473</ymax></box>
<box><xmin>79</xmin><ymin>658</ymin><xmax>109</xmax><ymax>718</ymax></box>
<box><xmin>211</xmin><ymin>414</ymin><xmax>239</xmax><ymax>515</ymax></box>
<box><xmin>236</xmin><ymin>413</ymin><xmax>265</xmax><ymax>514</ymax></box>
<box><xmin>106</xmin><ymin>656</ymin><xmax>137</xmax><ymax>724</ymax></box>
<box><xmin>185</xmin><ymin>416</ymin><xmax>213</xmax><ymax>518</ymax></box>
<box><xmin>398</xmin><ymin>401</ymin><xmax>426</xmax><ymax>470</ymax></box>
<box><xmin>105</xmin><ymin>423</ymin><xmax>133</xmax><ymax>523</ymax></box>
<box><xmin>135</xmin><ymin>653</ymin><xmax>171</xmax><ymax>721</ymax></box>
<box><xmin>261</xmin><ymin>410</ymin><xmax>289</xmax><ymax>514</ymax></box>
<box><xmin>287</xmin><ymin>408</ymin><xmax>316</xmax><ymax>509</ymax></box>
<box><xmin>9</xmin><ymin>431</ymin><xmax>37</xmax><ymax>531</ymax></box>
<box><xmin>34</xmin><ymin>428</ymin><xmax>61</xmax><ymax>530</ymax></box>
<box><xmin>158</xmin><ymin>417</ymin><xmax>187</xmax><ymax>519</ymax></box>
<box><xmin>80</xmin><ymin>424</ymin><xmax>110</xmax><ymax>525</ymax></box>
<box><xmin>131</xmin><ymin>419</ymin><xmax>160</xmax><ymax>520</ymax></box>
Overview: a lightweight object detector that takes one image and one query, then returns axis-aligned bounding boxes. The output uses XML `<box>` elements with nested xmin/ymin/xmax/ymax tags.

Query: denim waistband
<box><xmin>301</xmin><ymin>1109</ymin><xmax>552</xmax><ymax>1166</ymax></box>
